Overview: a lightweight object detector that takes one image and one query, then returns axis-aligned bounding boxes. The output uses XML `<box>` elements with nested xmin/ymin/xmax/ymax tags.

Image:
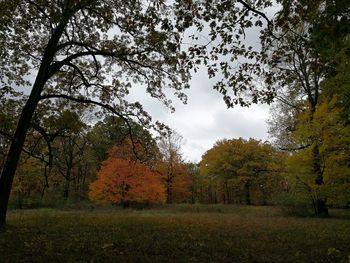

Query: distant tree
<box><xmin>157</xmin><ymin>161</ymin><xmax>192</xmax><ymax>203</ymax></box>
<box><xmin>11</xmin><ymin>157</ymin><xmax>45</xmax><ymax>209</ymax></box>
<box><xmin>157</xmin><ymin>131</ymin><xmax>191</xmax><ymax>203</ymax></box>
<box><xmin>54</xmin><ymin>133</ymin><xmax>88</xmax><ymax>199</ymax></box>
<box><xmin>186</xmin><ymin>163</ymin><xmax>200</xmax><ymax>204</ymax></box>
<box><xmin>88</xmin><ymin>116</ymin><xmax>131</xmax><ymax>164</ymax></box>
<box><xmin>89</xmin><ymin>157</ymin><xmax>165</xmax><ymax>206</ymax></box>
<box><xmin>200</xmin><ymin>138</ymin><xmax>285</xmax><ymax>205</ymax></box>
<box><xmin>88</xmin><ymin>115</ymin><xmax>160</xmax><ymax>166</ymax></box>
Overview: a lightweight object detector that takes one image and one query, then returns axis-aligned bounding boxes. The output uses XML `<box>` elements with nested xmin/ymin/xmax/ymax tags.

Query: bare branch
<box><xmin>0</xmin><ymin>130</ymin><xmax>13</xmax><ymax>140</ymax></box>
<box><xmin>237</xmin><ymin>0</ymin><xmax>273</xmax><ymax>31</ymax></box>
<box><xmin>279</xmin><ymin>143</ymin><xmax>311</xmax><ymax>152</ymax></box>
<box><xmin>275</xmin><ymin>96</ymin><xmax>304</xmax><ymax>111</ymax></box>
<box><xmin>65</xmin><ymin>62</ymin><xmax>90</xmax><ymax>86</ymax></box>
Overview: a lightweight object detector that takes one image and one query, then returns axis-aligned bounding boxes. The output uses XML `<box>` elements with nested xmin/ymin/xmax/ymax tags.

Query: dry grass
<box><xmin>1</xmin><ymin>205</ymin><xmax>350</xmax><ymax>262</ymax></box>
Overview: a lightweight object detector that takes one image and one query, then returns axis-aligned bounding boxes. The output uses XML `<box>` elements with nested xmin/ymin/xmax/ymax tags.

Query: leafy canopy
<box><xmin>200</xmin><ymin>138</ymin><xmax>283</xmax><ymax>179</ymax></box>
<box><xmin>89</xmin><ymin>156</ymin><xmax>165</xmax><ymax>205</ymax></box>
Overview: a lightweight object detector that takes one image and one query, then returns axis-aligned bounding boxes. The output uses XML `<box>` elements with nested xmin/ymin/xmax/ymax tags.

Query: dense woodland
<box><xmin>0</xmin><ymin>0</ymin><xmax>350</xmax><ymax>227</ymax></box>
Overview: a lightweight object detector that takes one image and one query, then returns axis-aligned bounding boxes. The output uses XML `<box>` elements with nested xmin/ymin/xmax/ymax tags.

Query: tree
<box><xmin>158</xmin><ymin>161</ymin><xmax>192</xmax><ymax>203</ymax></box>
<box><xmin>0</xmin><ymin>0</ymin><xmax>279</xmax><ymax>224</ymax></box>
<box><xmin>88</xmin><ymin>116</ymin><xmax>132</xmax><ymax>164</ymax></box>
<box><xmin>0</xmin><ymin>0</ymin><xmax>188</xmax><ymax>224</ymax></box>
<box><xmin>89</xmin><ymin>157</ymin><xmax>165</xmax><ymax>206</ymax></box>
<box><xmin>157</xmin><ymin>131</ymin><xmax>191</xmax><ymax>203</ymax></box>
<box><xmin>265</xmin><ymin>0</ymin><xmax>350</xmax><ymax>215</ymax></box>
<box><xmin>186</xmin><ymin>162</ymin><xmax>200</xmax><ymax>204</ymax></box>
<box><xmin>200</xmin><ymin>138</ymin><xmax>285</xmax><ymax>205</ymax></box>
<box><xmin>11</xmin><ymin>157</ymin><xmax>45</xmax><ymax>209</ymax></box>
<box><xmin>321</xmin><ymin>40</ymin><xmax>350</xmax><ymax>123</ymax></box>
<box><xmin>88</xmin><ymin>115</ymin><xmax>160</xmax><ymax>166</ymax></box>
<box><xmin>52</xmin><ymin>111</ymin><xmax>88</xmax><ymax>199</ymax></box>
<box><xmin>287</xmin><ymin>96</ymin><xmax>350</xmax><ymax>210</ymax></box>
<box><xmin>26</xmin><ymin>101</ymin><xmax>94</xmax><ymax>201</ymax></box>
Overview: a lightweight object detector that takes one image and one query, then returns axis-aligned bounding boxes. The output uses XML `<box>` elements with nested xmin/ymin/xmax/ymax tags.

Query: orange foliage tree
<box><xmin>157</xmin><ymin>131</ymin><xmax>192</xmax><ymax>203</ymax></box>
<box><xmin>89</xmin><ymin>156</ymin><xmax>165</xmax><ymax>206</ymax></box>
<box><xmin>157</xmin><ymin>162</ymin><xmax>192</xmax><ymax>203</ymax></box>
<box><xmin>107</xmin><ymin>139</ymin><xmax>160</xmax><ymax>168</ymax></box>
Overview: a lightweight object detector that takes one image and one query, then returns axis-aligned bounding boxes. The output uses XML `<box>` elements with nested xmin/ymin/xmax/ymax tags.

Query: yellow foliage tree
<box><xmin>288</xmin><ymin>96</ymin><xmax>350</xmax><ymax>208</ymax></box>
<box><xmin>200</xmin><ymin>138</ymin><xmax>285</xmax><ymax>205</ymax></box>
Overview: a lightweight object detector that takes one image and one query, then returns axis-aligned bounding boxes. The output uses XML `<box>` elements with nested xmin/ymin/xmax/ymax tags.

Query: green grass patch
<box><xmin>1</xmin><ymin>205</ymin><xmax>350</xmax><ymax>262</ymax></box>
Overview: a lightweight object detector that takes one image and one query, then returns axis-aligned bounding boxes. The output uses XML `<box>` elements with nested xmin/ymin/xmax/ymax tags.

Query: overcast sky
<box><xmin>128</xmin><ymin>66</ymin><xmax>271</xmax><ymax>163</ymax></box>
<box><xmin>126</xmin><ymin>5</ymin><xmax>278</xmax><ymax>163</ymax></box>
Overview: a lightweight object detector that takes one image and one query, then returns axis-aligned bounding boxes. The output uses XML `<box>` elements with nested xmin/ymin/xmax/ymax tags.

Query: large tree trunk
<box><xmin>309</xmin><ymin>101</ymin><xmax>328</xmax><ymax>217</ymax></box>
<box><xmin>0</xmin><ymin>20</ymin><xmax>67</xmax><ymax>225</ymax></box>
<box><xmin>0</xmin><ymin>86</ymin><xmax>43</xmax><ymax>225</ymax></box>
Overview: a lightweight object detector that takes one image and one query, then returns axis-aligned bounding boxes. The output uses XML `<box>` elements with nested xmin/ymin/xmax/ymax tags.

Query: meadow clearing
<box><xmin>1</xmin><ymin>205</ymin><xmax>350</xmax><ymax>262</ymax></box>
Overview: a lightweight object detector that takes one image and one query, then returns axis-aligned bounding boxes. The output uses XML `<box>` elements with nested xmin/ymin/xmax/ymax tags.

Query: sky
<box><xmin>128</xmin><ymin>66</ymin><xmax>271</xmax><ymax>163</ymax></box>
<box><xmin>125</xmin><ymin>5</ymin><xmax>279</xmax><ymax>163</ymax></box>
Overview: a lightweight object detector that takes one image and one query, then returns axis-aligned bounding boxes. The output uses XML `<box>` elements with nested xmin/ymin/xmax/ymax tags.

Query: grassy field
<box><xmin>1</xmin><ymin>205</ymin><xmax>350</xmax><ymax>262</ymax></box>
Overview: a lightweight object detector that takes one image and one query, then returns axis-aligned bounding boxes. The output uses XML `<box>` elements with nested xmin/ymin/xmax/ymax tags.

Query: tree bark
<box><xmin>312</xmin><ymin>144</ymin><xmax>328</xmax><ymax>217</ymax></box>
<box><xmin>309</xmin><ymin>102</ymin><xmax>328</xmax><ymax>217</ymax></box>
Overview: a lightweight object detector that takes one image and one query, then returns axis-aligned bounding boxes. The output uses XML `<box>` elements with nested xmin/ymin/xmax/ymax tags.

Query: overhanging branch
<box><xmin>237</xmin><ymin>0</ymin><xmax>273</xmax><ymax>29</ymax></box>
<box><xmin>39</xmin><ymin>94</ymin><xmax>140</xmax><ymax>160</ymax></box>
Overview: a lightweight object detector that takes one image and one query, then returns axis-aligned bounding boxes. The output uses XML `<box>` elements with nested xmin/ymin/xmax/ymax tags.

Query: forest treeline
<box><xmin>0</xmin><ymin>0</ymin><xmax>349</xmax><ymax>222</ymax></box>
<box><xmin>0</xmin><ymin>105</ymin><xmax>285</xmax><ymax>208</ymax></box>
<box><xmin>1</xmin><ymin>107</ymin><xmax>349</xmax><ymax>215</ymax></box>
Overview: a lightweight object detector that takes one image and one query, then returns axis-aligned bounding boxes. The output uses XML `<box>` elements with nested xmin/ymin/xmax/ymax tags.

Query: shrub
<box><xmin>270</xmin><ymin>192</ymin><xmax>314</xmax><ymax>217</ymax></box>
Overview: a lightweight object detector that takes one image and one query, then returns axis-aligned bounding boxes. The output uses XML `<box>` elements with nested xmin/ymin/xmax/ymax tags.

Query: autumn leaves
<box><xmin>89</xmin><ymin>157</ymin><xmax>166</xmax><ymax>205</ymax></box>
<box><xmin>89</xmin><ymin>138</ymin><xmax>192</xmax><ymax>206</ymax></box>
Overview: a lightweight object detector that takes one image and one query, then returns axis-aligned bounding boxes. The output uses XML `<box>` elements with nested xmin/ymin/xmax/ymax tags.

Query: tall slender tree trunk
<box><xmin>63</xmin><ymin>155</ymin><xmax>73</xmax><ymax>200</ymax></box>
<box><xmin>165</xmin><ymin>160</ymin><xmax>174</xmax><ymax>204</ymax></box>
<box><xmin>244</xmin><ymin>179</ymin><xmax>251</xmax><ymax>205</ymax></box>
<box><xmin>208</xmin><ymin>186</ymin><xmax>212</xmax><ymax>203</ymax></box>
<box><xmin>312</xmin><ymin>144</ymin><xmax>328</xmax><ymax>216</ymax></box>
<box><xmin>63</xmin><ymin>177</ymin><xmax>70</xmax><ymax>199</ymax></box>
<box><xmin>0</xmin><ymin>20</ymin><xmax>68</xmax><ymax>225</ymax></box>
<box><xmin>0</xmin><ymin>82</ymin><xmax>44</xmax><ymax>225</ymax></box>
